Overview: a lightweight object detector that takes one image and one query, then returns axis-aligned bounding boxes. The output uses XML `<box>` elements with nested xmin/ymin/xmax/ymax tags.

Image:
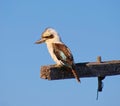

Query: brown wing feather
<box><xmin>52</xmin><ymin>43</ymin><xmax>74</xmax><ymax>65</ymax></box>
<box><xmin>52</xmin><ymin>43</ymin><xmax>80</xmax><ymax>82</ymax></box>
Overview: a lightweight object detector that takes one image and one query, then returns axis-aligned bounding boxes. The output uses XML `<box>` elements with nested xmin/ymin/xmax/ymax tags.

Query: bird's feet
<box><xmin>53</xmin><ymin>64</ymin><xmax>63</xmax><ymax>68</ymax></box>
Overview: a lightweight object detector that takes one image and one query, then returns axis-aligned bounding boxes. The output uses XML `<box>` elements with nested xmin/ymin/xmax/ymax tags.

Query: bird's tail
<box><xmin>71</xmin><ymin>69</ymin><xmax>80</xmax><ymax>83</ymax></box>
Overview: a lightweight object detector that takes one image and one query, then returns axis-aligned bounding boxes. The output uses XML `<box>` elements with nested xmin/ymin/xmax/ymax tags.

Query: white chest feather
<box><xmin>46</xmin><ymin>43</ymin><xmax>61</xmax><ymax>65</ymax></box>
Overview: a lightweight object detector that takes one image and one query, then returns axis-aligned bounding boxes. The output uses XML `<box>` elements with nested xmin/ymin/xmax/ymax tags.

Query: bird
<box><xmin>35</xmin><ymin>28</ymin><xmax>80</xmax><ymax>82</ymax></box>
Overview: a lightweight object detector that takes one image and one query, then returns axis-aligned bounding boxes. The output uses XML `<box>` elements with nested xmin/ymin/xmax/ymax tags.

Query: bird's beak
<box><xmin>35</xmin><ymin>38</ymin><xmax>46</xmax><ymax>44</ymax></box>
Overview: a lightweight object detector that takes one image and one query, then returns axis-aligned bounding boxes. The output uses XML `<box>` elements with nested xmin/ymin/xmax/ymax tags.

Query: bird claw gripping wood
<box><xmin>96</xmin><ymin>76</ymin><xmax>105</xmax><ymax>100</ymax></box>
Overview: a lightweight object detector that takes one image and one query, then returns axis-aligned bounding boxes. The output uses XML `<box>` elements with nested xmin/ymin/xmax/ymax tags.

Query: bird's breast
<box><xmin>46</xmin><ymin>43</ymin><xmax>61</xmax><ymax>65</ymax></box>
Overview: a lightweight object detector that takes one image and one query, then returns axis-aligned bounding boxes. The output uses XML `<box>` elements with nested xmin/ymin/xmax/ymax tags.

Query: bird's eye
<box><xmin>49</xmin><ymin>34</ymin><xmax>54</xmax><ymax>38</ymax></box>
<box><xmin>43</xmin><ymin>34</ymin><xmax>54</xmax><ymax>39</ymax></box>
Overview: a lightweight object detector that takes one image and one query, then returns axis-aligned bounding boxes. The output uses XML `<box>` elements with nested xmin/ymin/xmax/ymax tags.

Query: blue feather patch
<box><xmin>59</xmin><ymin>51</ymin><xmax>66</xmax><ymax>60</ymax></box>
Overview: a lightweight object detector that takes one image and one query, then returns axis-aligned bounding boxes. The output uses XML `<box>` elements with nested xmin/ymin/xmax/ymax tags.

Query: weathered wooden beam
<box><xmin>40</xmin><ymin>59</ymin><xmax>120</xmax><ymax>80</ymax></box>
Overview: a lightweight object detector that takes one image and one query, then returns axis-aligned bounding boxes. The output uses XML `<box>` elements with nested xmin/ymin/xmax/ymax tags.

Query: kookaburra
<box><xmin>35</xmin><ymin>28</ymin><xmax>80</xmax><ymax>82</ymax></box>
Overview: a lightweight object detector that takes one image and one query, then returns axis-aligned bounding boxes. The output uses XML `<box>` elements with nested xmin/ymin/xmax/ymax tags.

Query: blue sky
<box><xmin>1</xmin><ymin>0</ymin><xmax>120</xmax><ymax>106</ymax></box>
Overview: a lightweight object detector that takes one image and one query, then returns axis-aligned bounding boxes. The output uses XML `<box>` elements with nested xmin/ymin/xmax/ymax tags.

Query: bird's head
<box><xmin>35</xmin><ymin>28</ymin><xmax>62</xmax><ymax>44</ymax></box>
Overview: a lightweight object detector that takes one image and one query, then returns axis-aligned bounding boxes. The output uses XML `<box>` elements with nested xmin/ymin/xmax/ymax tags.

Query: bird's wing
<box><xmin>53</xmin><ymin>43</ymin><xmax>80</xmax><ymax>82</ymax></box>
<box><xmin>52</xmin><ymin>43</ymin><xmax>74</xmax><ymax>66</ymax></box>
